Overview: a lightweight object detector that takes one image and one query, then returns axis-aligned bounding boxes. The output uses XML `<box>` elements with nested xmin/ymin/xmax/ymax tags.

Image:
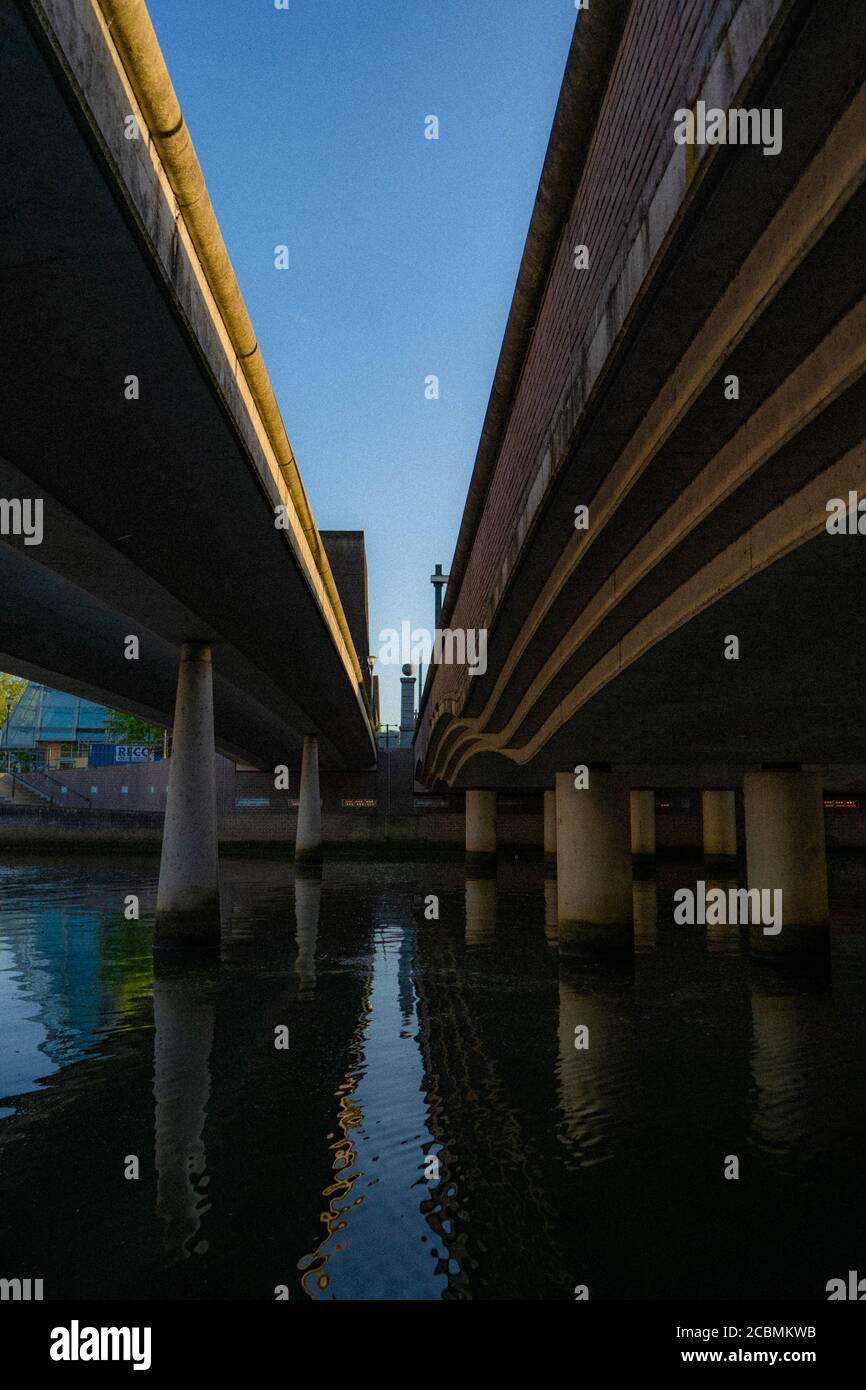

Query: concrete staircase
<box><xmin>0</xmin><ymin>771</ymin><xmax>52</xmax><ymax>807</ymax></box>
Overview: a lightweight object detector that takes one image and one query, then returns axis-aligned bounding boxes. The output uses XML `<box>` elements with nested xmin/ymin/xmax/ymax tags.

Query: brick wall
<box><xmin>22</xmin><ymin>761</ymin><xmax>170</xmax><ymax>812</ymax></box>
<box><xmin>430</xmin><ymin>0</ymin><xmax>736</xmax><ymax>711</ymax></box>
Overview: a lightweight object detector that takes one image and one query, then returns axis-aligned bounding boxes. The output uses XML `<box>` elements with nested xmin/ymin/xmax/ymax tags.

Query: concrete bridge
<box><xmin>415</xmin><ymin>0</ymin><xmax>866</xmax><ymax>957</ymax></box>
<box><xmin>0</xmin><ymin>0</ymin><xmax>376</xmax><ymax>940</ymax></box>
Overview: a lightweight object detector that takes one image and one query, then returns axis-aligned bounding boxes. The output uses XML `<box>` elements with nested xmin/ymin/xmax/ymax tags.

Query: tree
<box><xmin>0</xmin><ymin>673</ymin><xmax>26</xmax><ymax>731</ymax></box>
<box><xmin>105</xmin><ymin>709</ymin><xmax>165</xmax><ymax>744</ymax></box>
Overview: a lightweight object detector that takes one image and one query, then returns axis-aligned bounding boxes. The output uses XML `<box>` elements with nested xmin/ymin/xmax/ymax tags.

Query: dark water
<box><xmin>1</xmin><ymin>850</ymin><xmax>865</xmax><ymax>1301</ymax></box>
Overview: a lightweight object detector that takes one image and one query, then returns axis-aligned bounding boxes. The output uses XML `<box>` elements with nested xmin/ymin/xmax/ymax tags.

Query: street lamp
<box><xmin>431</xmin><ymin>564</ymin><xmax>449</xmax><ymax>629</ymax></box>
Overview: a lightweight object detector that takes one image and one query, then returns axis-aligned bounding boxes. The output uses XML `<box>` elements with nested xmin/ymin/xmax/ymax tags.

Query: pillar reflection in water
<box><xmin>544</xmin><ymin>878</ymin><xmax>558</xmax><ymax>946</ymax></box>
<box><xmin>632</xmin><ymin>878</ymin><xmax>658</xmax><ymax>951</ymax></box>
<box><xmin>704</xmin><ymin>879</ymin><xmax>741</xmax><ymax>954</ymax></box>
<box><xmin>294</xmin><ymin>873</ymin><xmax>322</xmax><ymax>993</ymax></box>
<box><xmin>749</xmin><ymin>967</ymin><xmax>831</xmax><ymax>1154</ymax></box>
<box><xmin>557</xmin><ymin>963</ymin><xmax>632</xmax><ymax>1164</ymax></box>
<box><xmin>465</xmin><ymin>875</ymin><xmax>496</xmax><ymax>946</ymax></box>
<box><xmin>152</xmin><ymin>961</ymin><xmax>217</xmax><ymax>1257</ymax></box>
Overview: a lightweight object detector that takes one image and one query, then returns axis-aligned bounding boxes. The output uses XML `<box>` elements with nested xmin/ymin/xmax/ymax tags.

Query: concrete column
<box><xmin>155</xmin><ymin>642</ymin><xmax>220</xmax><ymax>948</ymax></box>
<box><xmin>556</xmin><ymin>770</ymin><xmax>633</xmax><ymax>955</ymax></box>
<box><xmin>629</xmin><ymin>789</ymin><xmax>655</xmax><ymax>864</ymax></box>
<box><xmin>702</xmin><ymin>788</ymin><xmax>737</xmax><ymax>863</ymax></box>
<box><xmin>743</xmin><ymin>769</ymin><xmax>829</xmax><ymax>958</ymax></box>
<box><xmin>465</xmin><ymin>789</ymin><xmax>496</xmax><ymax>871</ymax></box>
<box><xmin>399</xmin><ymin>663</ymin><xmax>417</xmax><ymax>747</ymax></box>
<box><xmin>543</xmin><ymin>790</ymin><xmax>557</xmax><ymax>872</ymax></box>
<box><xmin>296</xmin><ymin>734</ymin><xmax>322</xmax><ymax>867</ymax></box>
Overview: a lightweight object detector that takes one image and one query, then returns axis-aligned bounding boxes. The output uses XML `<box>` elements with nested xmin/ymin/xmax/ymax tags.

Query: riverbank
<box><xmin>2</xmin><ymin>801</ymin><xmax>866</xmax><ymax>854</ymax></box>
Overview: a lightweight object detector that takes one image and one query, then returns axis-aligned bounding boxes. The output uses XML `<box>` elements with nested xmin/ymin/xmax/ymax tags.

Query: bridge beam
<box><xmin>296</xmin><ymin>735</ymin><xmax>323</xmax><ymax>868</ymax></box>
<box><xmin>556</xmin><ymin>770</ymin><xmax>633</xmax><ymax>956</ymax></box>
<box><xmin>154</xmin><ymin>643</ymin><xmax>220</xmax><ymax>949</ymax></box>
<box><xmin>466</xmin><ymin>789</ymin><xmax>497</xmax><ymax>872</ymax></box>
<box><xmin>744</xmin><ymin>769</ymin><xmax>829</xmax><ymax>959</ymax></box>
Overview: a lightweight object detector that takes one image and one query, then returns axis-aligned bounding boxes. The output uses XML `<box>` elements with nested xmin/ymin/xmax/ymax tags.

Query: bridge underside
<box><xmin>0</xmin><ymin>0</ymin><xmax>373</xmax><ymax>771</ymax></box>
<box><xmin>421</xmin><ymin>0</ymin><xmax>866</xmax><ymax>790</ymax></box>
<box><xmin>447</xmin><ymin>529</ymin><xmax>866</xmax><ymax>790</ymax></box>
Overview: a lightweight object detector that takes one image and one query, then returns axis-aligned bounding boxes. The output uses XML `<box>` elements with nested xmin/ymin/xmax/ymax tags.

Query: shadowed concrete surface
<box><xmin>0</xmin><ymin>0</ymin><xmax>375</xmax><ymax>771</ymax></box>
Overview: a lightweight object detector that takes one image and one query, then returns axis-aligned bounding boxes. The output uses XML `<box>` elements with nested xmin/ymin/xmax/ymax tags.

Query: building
<box><xmin>0</xmin><ymin>682</ymin><xmax>115</xmax><ymax>766</ymax></box>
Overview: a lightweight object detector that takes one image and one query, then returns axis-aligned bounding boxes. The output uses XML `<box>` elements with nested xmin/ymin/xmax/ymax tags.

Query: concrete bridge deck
<box><xmin>0</xmin><ymin>0</ymin><xmax>375</xmax><ymax>773</ymax></box>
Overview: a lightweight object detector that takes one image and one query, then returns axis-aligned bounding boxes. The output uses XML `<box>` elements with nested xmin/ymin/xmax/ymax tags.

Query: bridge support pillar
<box><xmin>296</xmin><ymin>735</ymin><xmax>322</xmax><ymax>868</ymax></box>
<box><xmin>466</xmin><ymin>789</ymin><xmax>496</xmax><ymax>872</ymax></box>
<box><xmin>155</xmin><ymin>642</ymin><xmax>220</xmax><ymax>949</ymax></box>
<box><xmin>744</xmin><ymin>769</ymin><xmax>829</xmax><ymax>959</ymax></box>
<box><xmin>556</xmin><ymin>770</ymin><xmax>633</xmax><ymax>956</ymax></box>
<box><xmin>702</xmin><ymin>788</ymin><xmax>737</xmax><ymax>867</ymax></box>
<box><xmin>630</xmin><ymin>789</ymin><xmax>655</xmax><ymax>869</ymax></box>
<box><xmin>543</xmin><ymin>790</ymin><xmax>557</xmax><ymax>874</ymax></box>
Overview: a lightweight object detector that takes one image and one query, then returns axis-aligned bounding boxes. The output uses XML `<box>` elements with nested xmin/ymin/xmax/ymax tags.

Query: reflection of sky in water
<box><xmin>1</xmin><ymin>854</ymin><xmax>866</xmax><ymax>1299</ymax></box>
<box><xmin>301</xmin><ymin>921</ymin><xmax>449</xmax><ymax>1300</ymax></box>
<box><xmin>0</xmin><ymin>871</ymin><xmax>152</xmax><ymax>1112</ymax></box>
<box><xmin>0</xmin><ymin>945</ymin><xmax>61</xmax><ymax>1095</ymax></box>
<box><xmin>0</xmin><ymin>942</ymin><xmax>60</xmax><ymax>1098</ymax></box>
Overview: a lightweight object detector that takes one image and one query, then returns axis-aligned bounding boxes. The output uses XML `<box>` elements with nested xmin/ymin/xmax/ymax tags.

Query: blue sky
<box><xmin>147</xmin><ymin>0</ymin><xmax>576</xmax><ymax>723</ymax></box>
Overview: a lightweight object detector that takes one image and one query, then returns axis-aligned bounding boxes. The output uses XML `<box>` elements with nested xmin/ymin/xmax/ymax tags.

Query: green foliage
<box><xmin>0</xmin><ymin>673</ymin><xmax>26</xmax><ymax>730</ymax></box>
<box><xmin>105</xmin><ymin>709</ymin><xmax>164</xmax><ymax>744</ymax></box>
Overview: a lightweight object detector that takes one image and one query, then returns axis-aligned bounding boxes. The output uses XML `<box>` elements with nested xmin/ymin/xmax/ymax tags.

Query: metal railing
<box><xmin>0</xmin><ymin>766</ymin><xmax>92</xmax><ymax>809</ymax></box>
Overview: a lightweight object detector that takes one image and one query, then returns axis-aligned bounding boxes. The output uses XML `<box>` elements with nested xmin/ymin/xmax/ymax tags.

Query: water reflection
<box><xmin>632</xmin><ymin>878</ymin><xmax>658</xmax><ymax>950</ymax></box>
<box><xmin>0</xmin><ymin>864</ymin><xmax>154</xmax><ymax>1106</ymax></box>
<box><xmin>544</xmin><ymin>878</ymin><xmax>558</xmax><ymax>945</ymax></box>
<box><xmin>749</xmin><ymin>968</ymin><xmax>832</xmax><ymax>1155</ymax></box>
<box><xmin>298</xmin><ymin>1040</ymin><xmax>366</xmax><ymax>1300</ymax></box>
<box><xmin>152</xmin><ymin>961</ymin><xmax>216</xmax><ymax>1257</ymax></box>
<box><xmin>294</xmin><ymin>875</ymin><xmax>321</xmax><ymax>992</ymax></box>
<box><xmin>299</xmin><ymin>907</ymin><xmax>449</xmax><ymax>1299</ymax></box>
<box><xmin>0</xmin><ymin>853</ymin><xmax>865</xmax><ymax>1300</ymax></box>
<box><xmin>705</xmin><ymin>878</ymin><xmax>741</xmax><ymax>954</ymax></box>
<box><xmin>557</xmin><ymin>963</ymin><xmax>634</xmax><ymax>1168</ymax></box>
<box><xmin>465</xmin><ymin>875</ymin><xmax>497</xmax><ymax>945</ymax></box>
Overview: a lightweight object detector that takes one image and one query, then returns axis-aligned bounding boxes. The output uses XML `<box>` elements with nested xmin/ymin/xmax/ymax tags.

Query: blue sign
<box><xmin>115</xmin><ymin>744</ymin><xmax>153</xmax><ymax>763</ymax></box>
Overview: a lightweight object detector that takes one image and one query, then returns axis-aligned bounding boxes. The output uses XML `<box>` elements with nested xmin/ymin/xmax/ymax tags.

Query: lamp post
<box><xmin>431</xmin><ymin>564</ymin><xmax>449</xmax><ymax>630</ymax></box>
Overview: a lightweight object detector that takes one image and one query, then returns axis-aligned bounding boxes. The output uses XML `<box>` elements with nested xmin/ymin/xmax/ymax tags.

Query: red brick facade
<box><xmin>428</xmin><ymin>0</ymin><xmax>736</xmax><ymax>713</ymax></box>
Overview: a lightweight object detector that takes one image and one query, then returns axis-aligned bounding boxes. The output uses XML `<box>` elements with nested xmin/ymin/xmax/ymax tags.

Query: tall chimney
<box><xmin>399</xmin><ymin>663</ymin><xmax>416</xmax><ymax>745</ymax></box>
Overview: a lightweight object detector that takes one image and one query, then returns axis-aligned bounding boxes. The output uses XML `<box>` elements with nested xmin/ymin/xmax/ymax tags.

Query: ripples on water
<box><xmin>1</xmin><ymin>851</ymin><xmax>865</xmax><ymax>1299</ymax></box>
